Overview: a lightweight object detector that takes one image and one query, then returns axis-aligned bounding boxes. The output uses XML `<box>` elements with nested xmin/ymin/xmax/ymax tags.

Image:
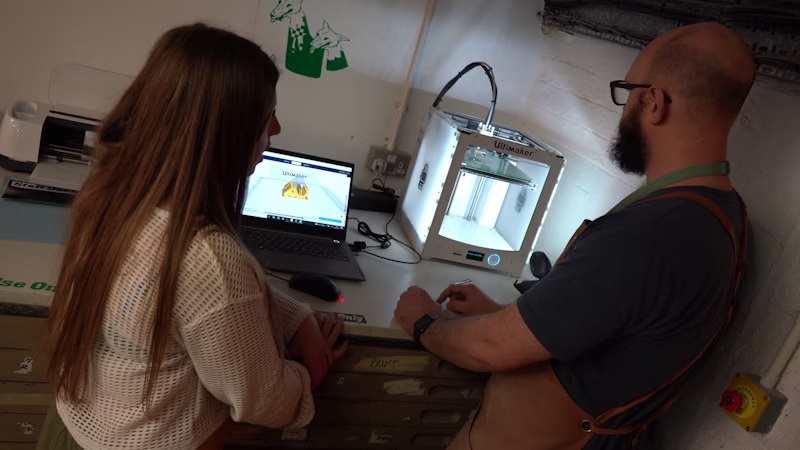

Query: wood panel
<box><xmin>227</xmin><ymin>424</ymin><xmax>457</xmax><ymax>449</ymax></box>
<box><xmin>0</xmin><ymin>316</ymin><xmax>47</xmax><ymax>351</ymax></box>
<box><xmin>311</xmin><ymin>398</ymin><xmax>475</xmax><ymax>428</ymax></box>
<box><xmin>0</xmin><ymin>350</ymin><xmax>49</xmax><ymax>383</ymax></box>
<box><xmin>0</xmin><ymin>412</ymin><xmax>45</xmax><ymax>443</ymax></box>
<box><xmin>316</xmin><ymin>372</ymin><xmax>484</xmax><ymax>404</ymax></box>
<box><xmin>267</xmin><ymin>425</ymin><xmax>455</xmax><ymax>449</ymax></box>
<box><xmin>0</xmin><ymin>381</ymin><xmax>51</xmax><ymax>395</ymax></box>
<box><xmin>330</xmin><ymin>345</ymin><xmax>486</xmax><ymax>381</ymax></box>
<box><xmin>0</xmin><ymin>443</ymin><xmax>37</xmax><ymax>450</ymax></box>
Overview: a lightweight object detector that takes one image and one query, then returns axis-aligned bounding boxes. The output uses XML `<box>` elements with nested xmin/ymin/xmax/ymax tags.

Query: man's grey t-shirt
<box><xmin>517</xmin><ymin>186</ymin><xmax>744</xmax><ymax>449</ymax></box>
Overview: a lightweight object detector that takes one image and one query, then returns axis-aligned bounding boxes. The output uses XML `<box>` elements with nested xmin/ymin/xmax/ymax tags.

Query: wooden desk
<box><xmin>0</xmin><ymin>168</ymin><xmax>522</xmax><ymax>449</ymax></box>
<box><xmin>227</xmin><ymin>211</ymin><xmax>520</xmax><ymax>449</ymax></box>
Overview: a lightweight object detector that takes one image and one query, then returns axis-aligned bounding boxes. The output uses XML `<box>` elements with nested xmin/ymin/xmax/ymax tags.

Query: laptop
<box><xmin>240</xmin><ymin>148</ymin><xmax>366</xmax><ymax>281</ymax></box>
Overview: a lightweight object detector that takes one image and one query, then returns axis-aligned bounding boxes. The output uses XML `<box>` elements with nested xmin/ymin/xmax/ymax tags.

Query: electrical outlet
<box><xmin>366</xmin><ymin>146</ymin><xmax>411</xmax><ymax>177</ymax></box>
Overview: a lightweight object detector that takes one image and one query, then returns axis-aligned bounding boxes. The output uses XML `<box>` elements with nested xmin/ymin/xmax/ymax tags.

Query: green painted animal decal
<box><xmin>311</xmin><ymin>20</ymin><xmax>350</xmax><ymax>72</ymax></box>
<box><xmin>270</xmin><ymin>0</ymin><xmax>350</xmax><ymax>78</ymax></box>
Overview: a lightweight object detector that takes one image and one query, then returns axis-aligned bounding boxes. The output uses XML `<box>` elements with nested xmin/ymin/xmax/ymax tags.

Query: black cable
<box><xmin>265</xmin><ymin>271</ymin><xmax>291</xmax><ymax>282</ymax></box>
<box><xmin>382</xmin><ymin>213</ymin><xmax>423</xmax><ymax>263</ymax></box>
<box><xmin>370</xmin><ymin>178</ymin><xmax>397</xmax><ymax>197</ymax></box>
<box><xmin>348</xmin><ymin>212</ymin><xmax>422</xmax><ymax>264</ymax></box>
<box><xmin>356</xmin><ymin>220</ymin><xmax>392</xmax><ymax>249</ymax></box>
<box><xmin>362</xmin><ymin>250</ymin><xmax>421</xmax><ymax>265</ymax></box>
<box><xmin>433</xmin><ymin>62</ymin><xmax>497</xmax><ymax>126</ymax></box>
<box><xmin>388</xmin><ymin>232</ymin><xmax>423</xmax><ymax>263</ymax></box>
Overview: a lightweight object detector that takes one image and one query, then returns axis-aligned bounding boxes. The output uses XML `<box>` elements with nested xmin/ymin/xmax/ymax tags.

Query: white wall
<box><xmin>0</xmin><ymin>0</ymin><xmax>260</xmax><ymax>108</ymax></box>
<box><xmin>3</xmin><ymin>2</ymin><xmax>800</xmax><ymax>447</ymax></box>
<box><xmin>411</xmin><ymin>0</ymin><xmax>546</xmax><ymax>115</ymax></box>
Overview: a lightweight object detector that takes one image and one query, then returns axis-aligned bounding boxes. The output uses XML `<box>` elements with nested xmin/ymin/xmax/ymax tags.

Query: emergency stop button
<box><xmin>722</xmin><ymin>389</ymin><xmax>744</xmax><ymax>412</ymax></box>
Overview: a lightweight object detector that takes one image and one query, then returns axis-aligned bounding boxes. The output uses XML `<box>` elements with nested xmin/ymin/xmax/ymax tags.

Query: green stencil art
<box><xmin>311</xmin><ymin>20</ymin><xmax>350</xmax><ymax>72</ymax></box>
<box><xmin>269</xmin><ymin>0</ymin><xmax>350</xmax><ymax>78</ymax></box>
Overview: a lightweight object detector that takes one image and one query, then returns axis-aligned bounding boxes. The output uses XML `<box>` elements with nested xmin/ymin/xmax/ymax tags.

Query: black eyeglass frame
<box><xmin>609</xmin><ymin>80</ymin><xmax>673</xmax><ymax>106</ymax></box>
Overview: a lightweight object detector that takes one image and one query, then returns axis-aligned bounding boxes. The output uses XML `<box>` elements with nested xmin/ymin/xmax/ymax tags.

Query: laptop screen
<box><xmin>244</xmin><ymin>149</ymin><xmax>353</xmax><ymax>231</ymax></box>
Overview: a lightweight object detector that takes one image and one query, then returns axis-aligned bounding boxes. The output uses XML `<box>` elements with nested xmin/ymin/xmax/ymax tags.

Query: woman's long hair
<box><xmin>47</xmin><ymin>23</ymin><xmax>280</xmax><ymax>407</ymax></box>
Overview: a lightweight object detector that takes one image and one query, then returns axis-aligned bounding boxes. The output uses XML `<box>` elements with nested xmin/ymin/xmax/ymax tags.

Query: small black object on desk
<box><xmin>289</xmin><ymin>272</ymin><xmax>343</xmax><ymax>302</ymax></box>
<box><xmin>513</xmin><ymin>251</ymin><xmax>552</xmax><ymax>294</ymax></box>
<box><xmin>350</xmin><ymin>187</ymin><xmax>398</xmax><ymax>213</ymax></box>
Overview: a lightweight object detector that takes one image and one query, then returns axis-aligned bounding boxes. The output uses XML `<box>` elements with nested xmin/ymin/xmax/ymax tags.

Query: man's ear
<box><xmin>644</xmin><ymin>86</ymin><xmax>668</xmax><ymax>125</ymax></box>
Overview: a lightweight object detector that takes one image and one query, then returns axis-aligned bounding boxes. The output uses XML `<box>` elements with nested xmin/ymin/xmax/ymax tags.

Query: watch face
<box><xmin>414</xmin><ymin>314</ymin><xmax>438</xmax><ymax>342</ymax></box>
<box><xmin>414</xmin><ymin>314</ymin><xmax>434</xmax><ymax>328</ymax></box>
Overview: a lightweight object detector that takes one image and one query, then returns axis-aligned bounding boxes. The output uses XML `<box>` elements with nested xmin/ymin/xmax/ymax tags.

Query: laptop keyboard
<box><xmin>241</xmin><ymin>229</ymin><xmax>350</xmax><ymax>261</ymax></box>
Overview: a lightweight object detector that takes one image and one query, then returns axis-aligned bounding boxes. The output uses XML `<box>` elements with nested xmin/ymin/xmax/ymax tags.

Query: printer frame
<box><xmin>399</xmin><ymin>108</ymin><xmax>564</xmax><ymax>276</ymax></box>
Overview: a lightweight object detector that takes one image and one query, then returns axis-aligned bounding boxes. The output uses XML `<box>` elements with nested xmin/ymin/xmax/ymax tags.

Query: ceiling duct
<box><xmin>542</xmin><ymin>1</ymin><xmax>800</xmax><ymax>84</ymax></box>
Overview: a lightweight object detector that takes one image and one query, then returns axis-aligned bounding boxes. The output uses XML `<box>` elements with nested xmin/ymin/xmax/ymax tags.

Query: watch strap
<box><xmin>413</xmin><ymin>314</ymin><xmax>439</xmax><ymax>343</ymax></box>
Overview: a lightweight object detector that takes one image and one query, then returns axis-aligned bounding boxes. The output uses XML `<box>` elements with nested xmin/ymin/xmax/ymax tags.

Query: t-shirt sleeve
<box><xmin>517</xmin><ymin>216</ymin><xmax>649</xmax><ymax>362</ymax></box>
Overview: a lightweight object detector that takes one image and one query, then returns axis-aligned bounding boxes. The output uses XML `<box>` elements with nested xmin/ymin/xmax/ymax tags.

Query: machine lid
<box><xmin>49</xmin><ymin>63</ymin><xmax>133</xmax><ymax>116</ymax></box>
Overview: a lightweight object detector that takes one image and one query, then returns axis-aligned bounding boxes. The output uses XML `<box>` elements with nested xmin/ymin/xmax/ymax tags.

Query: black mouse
<box><xmin>289</xmin><ymin>272</ymin><xmax>342</xmax><ymax>302</ymax></box>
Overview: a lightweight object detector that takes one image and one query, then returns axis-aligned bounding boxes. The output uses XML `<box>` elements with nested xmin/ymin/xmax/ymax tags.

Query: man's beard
<box><xmin>609</xmin><ymin>102</ymin><xmax>648</xmax><ymax>175</ymax></box>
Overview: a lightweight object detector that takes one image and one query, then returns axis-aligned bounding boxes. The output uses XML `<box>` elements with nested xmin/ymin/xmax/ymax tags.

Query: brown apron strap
<box><xmin>592</xmin><ymin>307</ymin><xmax>728</xmax><ymax>429</ymax></box>
<box><xmin>733</xmin><ymin>193</ymin><xmax>749</xmax><ymax>295</ymax></box>
<box><xmin>630</xmin><ymin>397</ymin><xmax>679</xmax><ymax>448</ymax></box>
<box><xmin>586</xmin><ymin>190</ymin><xmax>747</xmax><ymax>434</ymax></box>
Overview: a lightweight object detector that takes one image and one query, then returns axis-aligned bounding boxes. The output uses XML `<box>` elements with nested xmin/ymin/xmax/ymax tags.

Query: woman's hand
<box><xmin>437</xmin><ymin>283</ymin><xmax>503</xmax><ymax>316</ymax></box>
<box><xmin>287</xmin><ymin>313</ymin><xmax>348</xmax><ymax>390</ymax></box>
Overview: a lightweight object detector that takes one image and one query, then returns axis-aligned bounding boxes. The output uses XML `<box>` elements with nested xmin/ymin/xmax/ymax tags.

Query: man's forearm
<box><xmin>420</xmin><ymin>314</ymin><xmax>500</xmax><ymax>372</ymax></box>
<box><xmin>419</xmin><ymin>304</ymin><xmax>552</xmax><ymax>373</ymax></box>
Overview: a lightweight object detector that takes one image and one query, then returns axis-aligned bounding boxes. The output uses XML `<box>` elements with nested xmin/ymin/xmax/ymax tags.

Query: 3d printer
<box><xmin>399</xmin><ymin>63</ymin><xmax>564</xmax><ymax>276</ymax></box>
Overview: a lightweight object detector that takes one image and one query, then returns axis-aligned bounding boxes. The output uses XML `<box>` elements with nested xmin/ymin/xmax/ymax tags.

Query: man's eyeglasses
<box><xmin>609</xmin><ymin>80</ymin><xmax>673</xmax><ymax>106</ymax></box>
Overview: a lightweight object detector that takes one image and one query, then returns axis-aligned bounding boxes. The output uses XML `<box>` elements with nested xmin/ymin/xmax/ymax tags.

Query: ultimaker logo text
<box><xmin>493</xmin><ymin>140</ymin><xmax>533</xmax><ymax>157</ymax></box>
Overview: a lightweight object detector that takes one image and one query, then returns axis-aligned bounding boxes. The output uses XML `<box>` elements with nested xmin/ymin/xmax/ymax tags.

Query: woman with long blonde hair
<box><xmin>41</xmin><ymin>23</ymin><xmax>346</xmax><ymax>450</ymax></box>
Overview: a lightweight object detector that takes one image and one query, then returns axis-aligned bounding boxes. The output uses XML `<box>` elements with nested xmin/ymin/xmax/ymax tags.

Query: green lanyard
<box><xmin>609</xmin><ymin>161</ymin><xmax>730</xmax><ymax>214</ymax></box>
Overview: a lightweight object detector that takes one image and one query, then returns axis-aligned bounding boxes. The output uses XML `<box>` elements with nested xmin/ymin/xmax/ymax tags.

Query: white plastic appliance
<box><xmin>399</xmin><ymin>63</ymin><xmax>564</xmax><ymax>276</ymax></box>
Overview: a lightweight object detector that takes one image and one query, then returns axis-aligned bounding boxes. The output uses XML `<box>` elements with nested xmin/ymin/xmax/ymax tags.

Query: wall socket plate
<box><xmin>366</xmin><ymin>146</ymin><xmax>411</xmax><ymax>177</ymax></box>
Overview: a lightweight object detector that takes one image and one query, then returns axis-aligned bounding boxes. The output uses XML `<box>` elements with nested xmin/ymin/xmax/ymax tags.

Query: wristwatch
<box><xmin>413</xmin><ymin>313</ymin><xmax>439</xmax><ymax>344</ymax></box>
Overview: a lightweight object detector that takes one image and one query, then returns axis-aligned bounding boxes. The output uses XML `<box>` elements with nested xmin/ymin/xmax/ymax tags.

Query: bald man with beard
<box><xmin>393</xmin><ymin>23</ymin><xmax>757</xmax><ymax>449</ymax></box>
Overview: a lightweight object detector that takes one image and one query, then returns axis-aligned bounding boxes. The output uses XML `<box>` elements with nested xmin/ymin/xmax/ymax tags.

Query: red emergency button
<box><xmin>721</xmin><ymin>389</ymin><xmax>743</xmax><ymax>412</ymax></box>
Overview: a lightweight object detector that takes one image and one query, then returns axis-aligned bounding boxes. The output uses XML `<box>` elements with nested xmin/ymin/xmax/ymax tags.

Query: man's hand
<box><xmin>437</xmin><ymin>283</ymin><xmax>502</xmax><ymax>316</ymax></box>
<box><xmin>394</xmin><ymin>286</ymin><xmax>443</xmax><ymax>337</ymax></box>
<box><xmin>287</xmin><ymin>313</ymin><xmax>348</xmax><ymax>390</ymax></box>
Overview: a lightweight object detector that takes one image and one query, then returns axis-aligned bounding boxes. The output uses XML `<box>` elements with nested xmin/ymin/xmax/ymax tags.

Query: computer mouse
<box><xmin>289</xmin><ymin>272</ymin><xmax>343</xmax><ymax>302</ymax></box>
